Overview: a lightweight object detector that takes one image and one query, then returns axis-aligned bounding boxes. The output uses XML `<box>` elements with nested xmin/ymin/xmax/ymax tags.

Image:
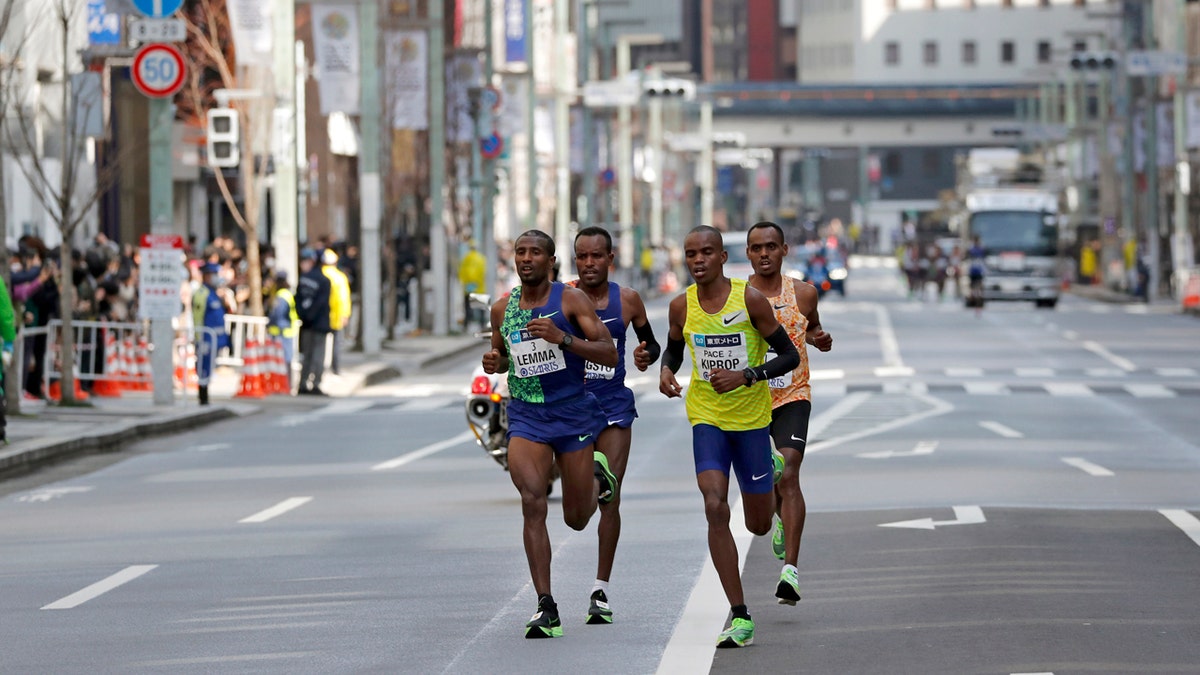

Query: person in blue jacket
<box><xmin>191</xmin><ymin>263</ymin><xmax>230</xmax><ymax>405</ymax></box>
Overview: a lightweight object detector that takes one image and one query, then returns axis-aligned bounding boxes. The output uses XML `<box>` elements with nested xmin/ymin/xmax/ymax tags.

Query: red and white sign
<box><xmin>138</xmin><ymin>234</ymin><xmax>185</xmax><ymax>320</ymax></box>
<box><xmin>132</xmin><ymin>43</ymin><xmax>186</xmax><ymax>98</ymax></box>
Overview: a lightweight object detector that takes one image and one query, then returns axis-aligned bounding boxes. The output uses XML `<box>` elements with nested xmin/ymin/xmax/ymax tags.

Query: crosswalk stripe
<box><xmin>945</xmin><ymin>367</ymin><xmax>983</xmax><ymax>377</ymax></box>
<box><xmin>1016</xmin><ymin>368</ymin><xmax>1055</xmax><ymax>378</ymax></box>
<box><xmin>1124</xmin><ymin>384</ymin><xmax>1176</xmax><ymax>398</ymax></box>
<box><xmin>1155</xmin><ymin>367</ymin><xmax>1198</xmax><ymax>378</ymax></box>
<box><xmin>964</xmin><ymin>382</ymin><xmax>1010</xmax><ymax>395</ymax></box>
<box><xmin>1043</xmin><ymin>383</ymin><xmax>1095</xmax><ymax>397</ymax></box>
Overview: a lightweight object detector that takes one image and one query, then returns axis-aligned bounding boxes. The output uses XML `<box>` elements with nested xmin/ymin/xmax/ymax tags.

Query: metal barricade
<box><xmin>222</xmin><ymin>314</ymin><xmax>269</xmax><ymax>367</ymax></box>
<box><xmin>40</xmin><ymin>319</ymin><xmax>154</xmax><ymax>397</ymax></box>
<box><xmin>174</xmin><ymin>326</ymin><xmax>222</xmax><ymax>388</ymax></box>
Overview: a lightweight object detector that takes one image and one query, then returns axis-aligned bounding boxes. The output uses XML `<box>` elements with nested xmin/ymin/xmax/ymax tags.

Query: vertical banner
<box><xmin>226</xmin><ymin>0</ymin><xmax>274</xmax><ymax>66</ymax></box>
<box><xmin>1187</xmin><ymin>92</ymin><xmax>1200</xmax><ymax>149</ymax></box>
<box><xmin>313</xmin><ymin>4</ymin><xmax>361</xmax><ymax>116</ymax></box>
<box><xmin>86</xmin><ymin>0</ymin><xmax>121</xmax><ymax>46</ymax></box>
<box><xmin>446</xmin><ymin>54</ymin><xmax>483</xmax><ymax>143</ymax></box>
<box><xmin>386</xmin><ymin>30</ymin><xmax>429</xmax><ymax>130</ymax></box>
<box><xmin>504</xmin><ymin>0</ymin><xmax>526</xmax><ymax>66</ymax></box>
<box><xmin>1157</xmin><ymin>103</ymin><xmax>1175</xmax><ymax>168</ymax></box>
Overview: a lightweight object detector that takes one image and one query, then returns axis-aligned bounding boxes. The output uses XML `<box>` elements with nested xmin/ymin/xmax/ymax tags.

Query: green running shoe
<box><xmin>594</xmin><ymin>451</ymin><xmax>619</xmax><ymax>505</ymax></box>
<box><xmin>586</xmin><ymin>589</ymin><xmax>613</xmax><ymax>625</ymax></box>
<box><xmin>772</xmin><ymin>448</ymin><xmax>785</xmax><ymax>485</ymax></box>
<box><xmin>771</xmin><ymin>518</ymin><xmax>785</xmax><ymax>561</ymax></box>
<box><xmin>716</xmin><ymin>616</ymin><xmax>755</xmax><ymax>648</ymax></box>
<box><xmin>525</xmin><ymin>599</ymin><xmax>563</xmax><ymax>639</ymax></box>
<box><xmin>776</xmin><ymin>567</ymin><xmax>801</xmax><ymax>606</ymax></box>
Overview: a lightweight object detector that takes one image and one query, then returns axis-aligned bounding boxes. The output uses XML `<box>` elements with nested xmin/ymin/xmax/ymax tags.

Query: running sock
<box><xmin>538</xmin><ymin>593</ymin><xmax>557</xmax><ymax>609</ymax></box>
<box><xmin>591</xmin><ymin>579</ymin><xmax>609</xmax><ymax>596</ymax></box>
<box><xmin>731</xmin><ymin>604</ymin><xmax>751</xmax><ymax>621</ymax></box>
<box><xmin>782</xmin><ymin>564</ymin><xmax>798</xmax><ymax>576</ymax></box>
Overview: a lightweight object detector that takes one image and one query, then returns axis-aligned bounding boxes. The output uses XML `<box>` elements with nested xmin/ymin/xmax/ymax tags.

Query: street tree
<box><xmin>4</xmin><ymin>0</ymin><xmax>128</xmax><ymax>406</ymax></box>
<box><xmin>180</xmin><ymin>0</ymin><xmax>269</xmax><ymax>316</ymax></box>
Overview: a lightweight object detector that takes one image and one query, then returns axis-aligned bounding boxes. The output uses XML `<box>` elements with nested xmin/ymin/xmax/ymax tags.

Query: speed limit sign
<box><xmin>132</xmin><ymin>43</ymin><xmax>186</xmax><ymax>98</ymax></box>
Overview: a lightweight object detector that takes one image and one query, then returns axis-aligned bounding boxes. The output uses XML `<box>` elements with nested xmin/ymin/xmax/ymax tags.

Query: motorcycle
<box><xmin>463</xmin><ymin>293</ymin><xmax>560</xmax><ymax>494</ymax></box>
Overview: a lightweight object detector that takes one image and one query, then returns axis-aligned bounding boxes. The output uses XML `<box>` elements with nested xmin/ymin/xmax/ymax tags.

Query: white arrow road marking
<box><xmin>979</xmin><ymin>420</ymin><xmax>1024</xmax><ymax>438</ymax></box>
<box><xmin>42</xmin><ymin>565</ymin><xmax>158</xmax><ymax>609</ymax></box>
<box><xmin>857</xmin><ymin>440</ymin><xmax>938</xmax><ymax>460</ymax></box>
<box><xmin>879</xmin><ymin>505</ymin><xmax>986</xmax><ymax>530</ymax></box>
<box><xmin>371</xmin><ymin>430</ymin><xmax>474</xmax><ymax>471</ymax></box>
<box><xmin>1061</xmin><ymin>457</ymin><xmax>1115</xmax><ymax>477</ymax></box>
<box><xmin>239</xmin><ymin>497</ymin><xmax>313</xmax><ymax>524</ymax></box>
<box><xmin>16</xmin><ymin>486</ymin><xmax>94</xmax><ymax>502</ymax></box>
<box><xmin>1082</xmin><ymin>341</ymin><xmax>1136</xmax><ymax>372</ymax></box>
<box><xmin>1160</xmin><ymin>509</ymin><xmax>1200</xmax><ymax>548</ymax></box>
<box><xmin>808</xmin><ymin>393</ymin><xmax>951</xmax><ymax>454</ymax></box>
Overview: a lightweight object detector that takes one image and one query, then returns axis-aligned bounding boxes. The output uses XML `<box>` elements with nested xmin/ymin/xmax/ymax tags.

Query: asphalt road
<box><xmin>3</xmin><ymin>257</ymin><xmax>1199</xmax><ymax>675</ymax></box>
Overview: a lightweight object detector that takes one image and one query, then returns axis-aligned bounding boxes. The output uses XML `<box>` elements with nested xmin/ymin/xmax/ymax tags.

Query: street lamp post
<box><xmin>616</xmin><ymin>33</ymin><xmax>664</xmax><ymax>274</ymax></box>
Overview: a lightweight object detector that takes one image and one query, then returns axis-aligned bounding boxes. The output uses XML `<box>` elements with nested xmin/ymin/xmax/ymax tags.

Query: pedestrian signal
<box><xmin>206</xmin><ymin>108</ymin><xmax>240</xmax><ymax>168</ymax></box>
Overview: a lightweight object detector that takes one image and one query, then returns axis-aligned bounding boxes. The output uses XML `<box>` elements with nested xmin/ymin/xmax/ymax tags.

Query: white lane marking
<box><xmin>16</xmin><ymin>486</ymin><xmax>94</xmax><ymax>503</ymax></box>
<box><xmin>858</xmin><ymin>440</ymin><xmax>937</xmax><ymax>460</ymax></box>
<box><xmin>1082</xmin><ymin>341</ymin><xmax>1136</xmax><ymax>372</ymax></box>
<box><xmin>1015</xmin><ymin>367</ymin><xmax>1055</xmax><ymax>378</ymax></box>
<box><xmin>187</xmin><ymin>443</ymin><xmax>231</xmax><ymax>453</ymax></box>
<box><xmin>879</xmin><ymin>505</ymin><xmax>986</xmax><ymax>530</ymax></box>
<box><xmin>1012</xmin><ymin>672</ymin><xmax>1055</xmax><ymax>675</ymax></box>
<box><xmin>811</xmin><ymin>368</ymin><xmax>845</xmax><ymax>381</ymax></box>
<box><xmin>657</xmin><ymin>495</ymin><xmax>751</xmax><ymax>674</ymax></box>
<box><xmin>1156</xmin><ymin>367</ymin><xmax>1198</xmax><ymax>378</ymax></box>
<box><xmin>370</xmin><ymin>430</ymin><xmax>474</xmax><ymax>471</ymax></box>
<box><xmin>945</xmin><ymin>367</ymin><xmax>984</xmax><ymax>377</ymax></box>
<box><xmin>964</xmin><ymin>382</ymin><xmax>1010</xmax><ymax>396</ymax></box>
<box><xmin>1061</xmin><ymin>457</ymin><xmax>1114</xmax><ymax>477</ymax></box>
<box><xmin>42</xmin><ymin>565</ymin><xmax>158</xmax><ymax>610</ymax></box>
<box><xmin>874</xmin><ymin>365</ymin><xmax>915</xmax><ymax>377</ymax></box>
<box><xmin>1124</xmin><ymin>384</ymin><xmax>1176</xmax><ymax>399</ymax></box>
<box><xmin>239</xmin><ymin>497</ymin><xmax>313</xmax><ymax>524</ymax></box>
<box><xmin>1062</xmin><ymin>330</ymin><xmax>1078</xmax><ymax>340</ymax></box>
<box><xmin>1160</xmin><ymin>509</ymin><xmax>1200</xmax><ymax>548</ymax></box>
<box><xmin>1043</xmin><ymin>383</ymin><xmax>1095</xmax><ymax>397</ymax></box>
<box><xmin>979</xmin><ymin>420</ymin><xmax>1023</xmax><ymax>438</ymax></box>
<box><xmin>1085</xmin><ymin>368</ymin><xmax>1126</xmax><ymax>378</ymax></box>
<box><xmin>317</xmin><ymin>400</ymin><xmax>375</xmax><ymax>416</ymax></box>
<box><xmin>873</xmin><ymin>304</ymin><xmax>906</xmax><ymax>369</ymax></box>
<box><xmin>809</xmin><ymin>392</ymin><xmax>952</xmax><ymax>454</ymax></box>
<box><xmin>393</xmin><ymin>396</ymin><xmax>457</xmax><ymax>411</ymax></box>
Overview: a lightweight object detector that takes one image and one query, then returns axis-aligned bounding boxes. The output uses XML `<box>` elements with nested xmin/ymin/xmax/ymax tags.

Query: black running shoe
<box><xmin>586</xmin><ymin>589</ymin><xmax>613</xmax><ymax>625</ymax></box>
<box><xmin>525</xmin><ymin>598</ymin><xmax>563</xmax><ymax>639</ymax></box>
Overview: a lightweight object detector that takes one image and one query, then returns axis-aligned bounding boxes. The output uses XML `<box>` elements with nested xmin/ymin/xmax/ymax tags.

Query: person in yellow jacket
<box><xmin>323</xmin><ymin>249</ymin><xmax>352</xmax><ymax>375</ymax></box>
<box><xmin>459</xmin><ymin>241</ymin><xmax>486</xmax><ymax>330</ymax></box>
<box><xmin>267</xmin><ymin>270</ymin><xmax>300</xmax><ymax>390</ymax></box>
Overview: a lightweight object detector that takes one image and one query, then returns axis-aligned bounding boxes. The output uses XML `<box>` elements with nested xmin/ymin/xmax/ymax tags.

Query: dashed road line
<box><xmin>979</xmin><ymin>420</ymin><xmax>1024</xmax><ymax>438</ymax></box>
<box><xmin>1159</xmin><ymin>509</ymin><xmax>1200</xmax><ymax>548</ymax></box>
<box><xmin>239</xmin><ymin>497</ymin><xmax>313</xmax><ymax>524</ymax></box>
<box><xmin>1124</xmin><ymin>384</ymin><xmax>1176</xmax><ymax>399</ymax></box>
<box><xmin>370</xmin><ymin>430</ymin><xmax>474</xmax><ymax>471</ymax></box>
<box><xmin>42</xmin><ymin>565</ymin><xmax>158</xmax><ymax>610</ymax></box>
<box><xmin>964</xmin><ymin>382</ymin><xmax>1010</xmax><ymax>396</ymax></box>
<box><xmin>1061</xmin><ymin>457</ymin><xmax>1114</xmax><ymax>477</ymax></box>
<box><xmin>1082</xmin><ymin>340</ymin><xmax>1136</xmax><ymax>372</ymax></box>
<box><xmin>1044</xmin><ymin>382</ymin><xmax>1095</xmax><ymax>397</ymax></box>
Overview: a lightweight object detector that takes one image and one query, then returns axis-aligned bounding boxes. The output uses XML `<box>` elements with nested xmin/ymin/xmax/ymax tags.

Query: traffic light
<box><xmin>1069</xmin><ymin>51</ymin><xmax>1118</xmax><ymax>71</ymax></box>
<box><xmin>642</xmin><ymin>77</ymin><xmax>696</xmax><ymax>100</ymax></box>
<box><xmin>206</xmin><ymin>108</ymin><xmax>240</xmax><ymax>168</ymax></box>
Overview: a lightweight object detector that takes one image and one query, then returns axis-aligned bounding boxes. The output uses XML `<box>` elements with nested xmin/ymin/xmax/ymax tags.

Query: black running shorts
<box><xmin>770</xmin><ymin>399</ymin><xmax>812</xmax><ymax>458</ymax></box>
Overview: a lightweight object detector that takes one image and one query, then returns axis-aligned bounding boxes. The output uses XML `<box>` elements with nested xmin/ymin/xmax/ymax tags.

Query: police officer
<box><xmin>267</xmin><ymin>269</ymin><xmax>299</xmax><ymax>391</ymax></box>
<box><xmin>192</xmin><ymin>263</ymin><xmax>230</xmax><ymax>405</ymax></box>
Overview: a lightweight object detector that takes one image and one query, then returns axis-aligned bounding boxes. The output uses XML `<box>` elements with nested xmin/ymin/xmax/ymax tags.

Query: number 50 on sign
<box><xmin>132</xmin><ymin>43</ymin><xmax>186</xmax><ymax>98</ymax></box>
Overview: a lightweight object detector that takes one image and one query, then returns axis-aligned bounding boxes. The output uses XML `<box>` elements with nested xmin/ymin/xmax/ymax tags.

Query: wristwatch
<box><xmin>560</xmin><ymin>333</ymin><xmax>574</xmax><ymax>350</ymax></box>
<box><xmin>742</xmin><ymin>367</ymin><xmax>757</xmax><ymax>386</ymax></box>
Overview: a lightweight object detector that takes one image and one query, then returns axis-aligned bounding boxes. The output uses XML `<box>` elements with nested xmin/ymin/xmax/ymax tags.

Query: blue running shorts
<box><xmin>595</xmin><ymin>386</ymin><xmax>638</xmax><ymax>429</ymax></box>
<box><xmin>508</xmin><ymin>393</ymin><xmax>609</xmax><ymax>453</ymax></box>
<box><xmin>691</xmin><ymin>424</ymin><xmax>774</xmax><ymax>495</ymax></box>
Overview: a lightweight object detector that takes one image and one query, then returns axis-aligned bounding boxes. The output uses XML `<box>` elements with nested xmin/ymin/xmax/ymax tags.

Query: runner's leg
<box><xmin>697</xmin><ymin>469</ymin><xmax>744</xmax><ymax>607</ymax></box>
<box><xmin>508</xmin><ymin>437</ymin><xmax>557</xmax><ymax>595</ymax></box>
<box><xmin>556</xmin><ymin>441</ymin><xmax>600</xmax><ymax>531</ymax></box>
<box><xmin>595</xmin><ymin>424</ymin><xmax>631</xmax><ymax>582</ymax></box>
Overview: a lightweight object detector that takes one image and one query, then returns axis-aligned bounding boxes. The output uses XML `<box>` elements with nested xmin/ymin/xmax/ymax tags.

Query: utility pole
<box><xmin>1173</xmin><ymin>0</ymin><xmax>1196</xmax><ymax>292</ymax></box>
<box><xmin>1144</xmin><ymin>9</ymin><xmax>1161</xmax><ymax>303</ymax></box>
<box><xmin>482</xmin><ymin>0</ymin><xmax>497</xmax><ymax>297</ymax></box>
<box><xmin>554</xmin><ymin>0</ymin><xmax>570</xmax><ymax>254</ymax></box>
<box><xmin>647</xmin><ymin>66</ymin><xmax>663</xmax><ymax>247</ymax></box>
<box><xmin>700</xmin><ymin>99</ymin><xmax>714</xmax><ymax>227</ymax></box>
<box><xmin>579</xmin><ymin>1</ymin><xmax>596</xmax><ymax>229</ymax></box>
<box><xmin>149</xmin><ymin>98</ymin><xmax>174</xmax><ymax>406</ymax></box>
<box><xmin>1121</xmin><ymin>5</ymin><xmax>1137</xmax><ymax>289</ymax></box>
<box><xmin>359</xmin><ymin>0</ymin><xmax>382</xmax><ymax>353</ymax></box>
<box><xmin>525</xmin><ymin>0</ymin><xmax>537</xmax><ymax>230</ymax></box>
<box><xmin>272</xmin><ymin>0</ymin><xmax>298</xmax><ymax>286</ymax></box>
<box><xmin>430</xmin><ymin>0</ymin><xmax>449</xmax><ymax>335</ymax></box>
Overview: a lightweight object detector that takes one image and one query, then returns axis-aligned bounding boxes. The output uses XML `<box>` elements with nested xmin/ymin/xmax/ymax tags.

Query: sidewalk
<box><xmin>1067</xmin><ymin>282</ymin><xmax>1184</xmax><ymax>311</ymax></box>
<box><xmin>0</xmin><ymin>332</ymin><xmax>482</xmax><ymax>479</ymax></box>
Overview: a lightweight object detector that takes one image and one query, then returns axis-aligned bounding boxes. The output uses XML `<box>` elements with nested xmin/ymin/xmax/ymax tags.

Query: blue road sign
<box><xmin>131</xmin><ymin>0</ymin><xmax>183</xmax><ymax>19</ymax></box>
<box><xmin>87</xmin><ymin>0</ymin><xmax>121</xmax><ymax>45</ymax></box>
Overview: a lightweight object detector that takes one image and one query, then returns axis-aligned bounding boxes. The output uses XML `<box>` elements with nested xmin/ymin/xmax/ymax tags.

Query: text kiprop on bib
<box><xmin>585</xmin><ymin>338</ymin><xmax>619</xmax><ymax>380</ymax></box>
<box><xmin>509</xmin><ymin>328</ymin><xmax>567</xmax><ymax>378</ymax></box>
<box><xmin>693</xmin><ymin>332</ymin><xmax>749</xmax><ymax>381</ymax></box>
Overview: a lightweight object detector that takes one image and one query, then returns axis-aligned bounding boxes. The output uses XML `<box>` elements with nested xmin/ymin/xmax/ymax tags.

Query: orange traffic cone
<box><xmin>1183</xmin><ymin>272</ymin><xmax>1200</xmax><ymax>310</ymax></box>
<box><xmin>269</xmin><ymin>338</ymin><xmax>290</xmax><ymax>395</ymax></box>
<box><xmin>130</xmin><ymin>337</ymin><xmax>153</xmax><ymax>392</ymax></box>
<box><xmin>235</xmin><ymin>339</ymin><xmax>265</xmax><ymax>398</ymax></box>
<box><xmin>92</xmin><ymin>329</ymin><xmax>123</xmax><ymax>398</ymax></box>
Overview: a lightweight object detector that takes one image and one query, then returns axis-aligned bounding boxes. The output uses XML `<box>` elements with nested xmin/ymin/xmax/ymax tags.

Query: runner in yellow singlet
<box><xmin>747</xmin><ymin>221</ymin><xmax>833</xmax><ymax>606</ymax></box>
<box><xmin>659</xmin><ymin>226</ymin><xmax>801</xmax><ymax>649</ymax></box>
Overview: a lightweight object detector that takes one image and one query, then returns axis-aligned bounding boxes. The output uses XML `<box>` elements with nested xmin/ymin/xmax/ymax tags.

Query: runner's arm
<box><xmin>795</xmin><ymin>279</ymin><xmax>832</xmax><ymax>351</ymax></box>
<box><xmin>562</xmin><ymin>286</ymin><xmax>619</xmax><ymax>367</ymax></box>
<box><xmin>624</xmin><ymin>287</ymin><xmax>661</xmax><ymax>367</ymax></box>
<box><xmin>743</xmin><ymin>287</ymin><xmax>799</xmax><ymax>384</ymax></box>
<box><xmin>483</xmin><ymin>300</ymin><xmax>509</xmax><ymax>374</ymax></box>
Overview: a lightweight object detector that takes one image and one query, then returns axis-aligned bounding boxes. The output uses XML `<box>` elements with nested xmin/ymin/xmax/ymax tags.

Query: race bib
<box><xmin>693</xmin><ymin>332</ymin><xmax>749</xmax><ymax>382</ymax></box>
<box><xmin>764</xmin><ymin>348</ymin><xmax>788</xmax><ymax>389</ymax></box>
<box><xmin>508</xmin><ymin>328</ymin><xmax>567</xmax><ymax>378</ymax></box>
<box><xmin>585</xmin><ymin>338</ymin><xmax>619</xmax><ymax>380</ymax></box>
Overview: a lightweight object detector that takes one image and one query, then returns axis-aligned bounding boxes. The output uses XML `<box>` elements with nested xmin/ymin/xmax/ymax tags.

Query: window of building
<box><xmin>962</xmin><ymin>40</ymin><xmax>977</xmax><ymax>65</ymax></box>
<box><xmin>1037</xmin><ymin>41</ymin><xmax>1052</xmax><ymax>64</ymax></box>
<box><xmin>924</xmin><ymin>41</ymin><xmax>938</xmax><ymax>65</ymax></box>
<box><xmin>1001</xmin><ymin>41</ymin><xmax>1015</xmax><ymax>64</ymax></box>
<box><xmin>885</xmin><ymin>41</ymin><xmax>900</xmax><ymax>65</ymax></box>
<box><xmin>922</xmin><ymin>149</ymin><xmax>940</xmax><ymax>179</ymax></box>
<box><xmin>884</xmin><ymin>151</ymin><xmax>903</xmax><ymax>177</ymax></box>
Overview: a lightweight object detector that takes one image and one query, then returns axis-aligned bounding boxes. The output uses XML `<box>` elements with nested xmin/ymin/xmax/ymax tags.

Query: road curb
<box><xmin>0</xmin><ymin>405</ymin><xmax>239</xmax><ymax>479</ymax></box>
